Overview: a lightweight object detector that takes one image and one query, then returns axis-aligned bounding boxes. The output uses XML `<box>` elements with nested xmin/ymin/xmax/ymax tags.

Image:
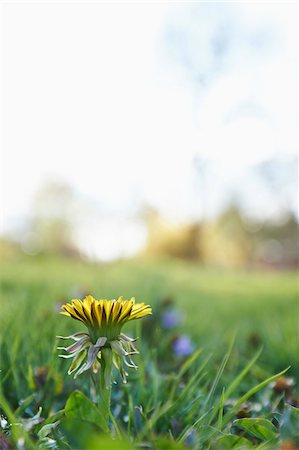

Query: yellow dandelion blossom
<box><xmin>58</xmin><ymin>296</ymin><xmax>152</xmax><ymax>382</ymax></box>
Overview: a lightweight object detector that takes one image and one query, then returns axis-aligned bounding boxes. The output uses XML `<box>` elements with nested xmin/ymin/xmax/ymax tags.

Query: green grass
<box><xmin>1</xmin><ymin>255</ymin><xmax>298</xmax><ymax>449</ymax></box>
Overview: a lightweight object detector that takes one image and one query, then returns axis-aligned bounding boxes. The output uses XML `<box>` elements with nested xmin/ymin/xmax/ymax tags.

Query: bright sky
<box><xmin>1</xmin><ymin>1</ymin><xmax>298</xmax><ymax>259</ymax></box>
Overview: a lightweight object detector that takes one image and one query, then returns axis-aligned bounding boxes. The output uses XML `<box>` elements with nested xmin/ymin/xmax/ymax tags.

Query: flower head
<box><xmin>58</xmin><ymin>295</ymin><xmax>151</xmax><ymax>382</ymax></box>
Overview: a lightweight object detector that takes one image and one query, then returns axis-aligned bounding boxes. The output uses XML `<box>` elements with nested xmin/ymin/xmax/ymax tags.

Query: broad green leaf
<box><xmin>233</xmin><ymin>418</ymin><xmax>278</xmax><ymax>442</ymax></box>
<box><xmin>65</xmin><ymin>390</ymin><xmax>109</xmax><ymax>433</ymax></box>
<box><xmin>59</xmin><ymin>417</ymin><xmax>102</xmax><ymax>449</ymax></box>
<box><xmin>151</xmin><ymin>436</ymin><xmax>187</xmax><ymax>450</ymax></box>
<box><xmin>87</xmin><ymin>434</ymin><xmax>135</xmax><ymax>450</ymax></box>
<box><xmin>217</xmin><ymin>433</ymin><xmax>254</xmax><ymax>448</ymax></box>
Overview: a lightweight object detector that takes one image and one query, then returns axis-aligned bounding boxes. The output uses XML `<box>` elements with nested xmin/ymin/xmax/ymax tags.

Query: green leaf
<box><xmin>65</xmin><ymin>390</ymin><xmax>109</xmax><ymax>433</ymax></box>
<box><xmin>87</xmin><ymin>434</ymin><xmax>135</xmax><ymax>450</ymax></box>
<box><xmin>233</xmin><ymin>418</ymin><xmax>278</xmax><ymax>442</ymax></box>
<box><xmin>151</xmin><ymin>436</ymin><xmax>187</xmax><ymax>450</ymax></box>
<box><xmin>217</xmin><ymin>433</ymin><xmax>254</xmax><ymax>449</ymax></box>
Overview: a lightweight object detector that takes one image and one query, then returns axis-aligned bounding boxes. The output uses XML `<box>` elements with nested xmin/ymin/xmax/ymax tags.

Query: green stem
<box><xmin>97</xmin><ymin>348</ymin><xmax>113</xmax><ymax>428</ymax></box>
<box><xmin>99</xmin><ymin>364</ymin><xmax>111</xmax><ymax>425</ymax></box>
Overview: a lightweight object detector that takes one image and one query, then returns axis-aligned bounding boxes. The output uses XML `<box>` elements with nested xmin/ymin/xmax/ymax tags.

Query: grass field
<box><xmin>1</xmin><ymin>255</ymin><xmax>298</xmax><ymax>449</ymax></box>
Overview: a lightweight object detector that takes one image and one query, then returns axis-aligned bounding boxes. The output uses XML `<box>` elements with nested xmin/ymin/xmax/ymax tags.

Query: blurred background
<box><xmin>1</xmin><ymin>1</ymin><xmax>298</xmax><ymax>269</ymax></box>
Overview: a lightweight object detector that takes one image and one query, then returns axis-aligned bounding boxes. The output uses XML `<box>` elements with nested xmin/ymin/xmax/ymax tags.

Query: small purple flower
<box><xmin>172</xmin><ymin>335</ymin><xmax>194</xmax><ymax>356</ymax></box>
<box><xmin>162</xmin><ymin>310</ymin><xmax>181</xmax><ymax>329</ymax></box>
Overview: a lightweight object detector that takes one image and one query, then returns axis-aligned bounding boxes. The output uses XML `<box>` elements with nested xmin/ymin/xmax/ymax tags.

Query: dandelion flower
<box><xmin>58</xmin><ymin>295</ymin><xmax>152</xmax><ymax>384</ymax></box>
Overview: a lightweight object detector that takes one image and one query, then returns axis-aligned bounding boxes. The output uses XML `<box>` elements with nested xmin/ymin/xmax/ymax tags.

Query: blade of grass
<box><xmin>217</xmin><ymin>388</ymin><xmax>225</xmax><ymax>431</ymax></box>
<box><xmin>138</xmin><ymin>401</ymin><xmax>173</xmax><ymax>439</ymax></box>
<box><xmin>109</xmin><ymin>410</ymin><xmax>122</xmax><ymax>439</ymax></box>
<box><xmin>221</xmin><ymin>366</ymin><xmax>290</xmax><ymax>429</ymax></box>
<box><xmin>225</xmin><ymin>347</ymin><xmax>263</xmax><ymax>400</ymax></box>
<box><xmin>203</xmin><ymin>332</ymin><xmax>236</xmax><ymax>411</ymax></box>
<box><xmin>178</xmin><ymin>409</ymin><xmax>212</xmax><ymax>443</ymax></box>
<box><xmin>171</xmin><ymin>355</ymin><xmax>211</xmax><ymax>409</ymax></box>
<box><xmin>169</xmin><ymin>348</ymin><xmax>203</xmax><ymax>401</ymax></box>
<box><xmin>203</xmin><ymin>352</ymin><xmax>229</xmax><ymax>410</ymax></box>
<box><xmin>177</xmin><ymin>347</ymin><xmax>204</xmax><ymax>380</ymax></box>
<box><xmin>208</xmin><ymin>346</ymin><xmax>263</xmax><ymax>426</ymax></box>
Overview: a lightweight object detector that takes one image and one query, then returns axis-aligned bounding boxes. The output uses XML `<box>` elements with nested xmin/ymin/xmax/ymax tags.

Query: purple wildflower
<box><xmin>172</xmin><ymin>335</ymin><xmax>194</xmax><ymax>356</ymax></box>
<box><xmin>162</xmin><ymin>310</ymin><xmax>181</xmax><ymax>329</ymax></box>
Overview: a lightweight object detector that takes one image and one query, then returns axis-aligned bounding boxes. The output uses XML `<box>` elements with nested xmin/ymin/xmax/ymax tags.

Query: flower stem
<box><xmin>97</xmin><ymin>349</ymin><xmax>112</xmax><ymax>428</ymax></box>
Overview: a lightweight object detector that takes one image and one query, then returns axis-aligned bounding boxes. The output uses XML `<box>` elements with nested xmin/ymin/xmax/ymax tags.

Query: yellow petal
<box><xmin>118</xmin><ymin>300</ymin><xmax>134</xmax><ymax>323</ymax></box>
<box><xmin>82</xmin><ymin>295</ymin><xmax>95</xmax><ymax>325</ymax></box>
<box><xmin>93</xmin><ymin>301</ymin><xmax>103</xmax><ymax>327</ymax></box>
<box><xmin>62</xmin><ymin>304</ymin><xmax>85</xmax><ymax>323</ymax></box>
<box><xmin>112</xmin><ymin>300</ymin><xmax>122</xmax><ymax>322</ymax></box>
<box><xmin>129</xmin><ymin>305</ymin><xmax>152</xmax><ymax>320</ymax></box>
<box><xmin>72</xmin><ymin>300</ymin><xmax>88</xmax><ymax>323</ymax></box>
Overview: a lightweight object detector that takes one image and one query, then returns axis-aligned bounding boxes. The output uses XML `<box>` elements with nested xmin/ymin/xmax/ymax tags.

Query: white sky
<box><xmin>1</xmin><ymin>1</ymin><xmax>298</xmax><ymax>259</ymax></box>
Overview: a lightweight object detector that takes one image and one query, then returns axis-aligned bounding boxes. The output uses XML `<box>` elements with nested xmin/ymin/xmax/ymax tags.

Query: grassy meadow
<box><xmin>0</xmin><ymin>255</ymin><xmax>298</xmax><ymax>449</ymax></box>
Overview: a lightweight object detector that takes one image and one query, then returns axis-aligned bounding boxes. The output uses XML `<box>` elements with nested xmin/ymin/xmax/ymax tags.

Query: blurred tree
<box><xmin>252</xmin><ymin>213</ymin><xmax>299</xmax><ymax>269</ymax></box>
<box><xmin>143</xmin><ymin>207</ymin><xmax>203</xmax><ymax>260</ymax></box>
<box><xmin>143</xmin><ymin>204</ymin><xmax>299</xmax><ymax>269</ymax></box>
<box><xmin>202</xmin><ymin>205</ymin><xmax>252</xmax><ymax>268</ymax></box>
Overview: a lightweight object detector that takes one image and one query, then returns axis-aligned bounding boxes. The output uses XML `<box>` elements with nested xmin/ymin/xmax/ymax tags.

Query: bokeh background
<box><xmin>1</xmin><ymin>1</ymin><xmax>298</xmax><ymax>267</ymax></box>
